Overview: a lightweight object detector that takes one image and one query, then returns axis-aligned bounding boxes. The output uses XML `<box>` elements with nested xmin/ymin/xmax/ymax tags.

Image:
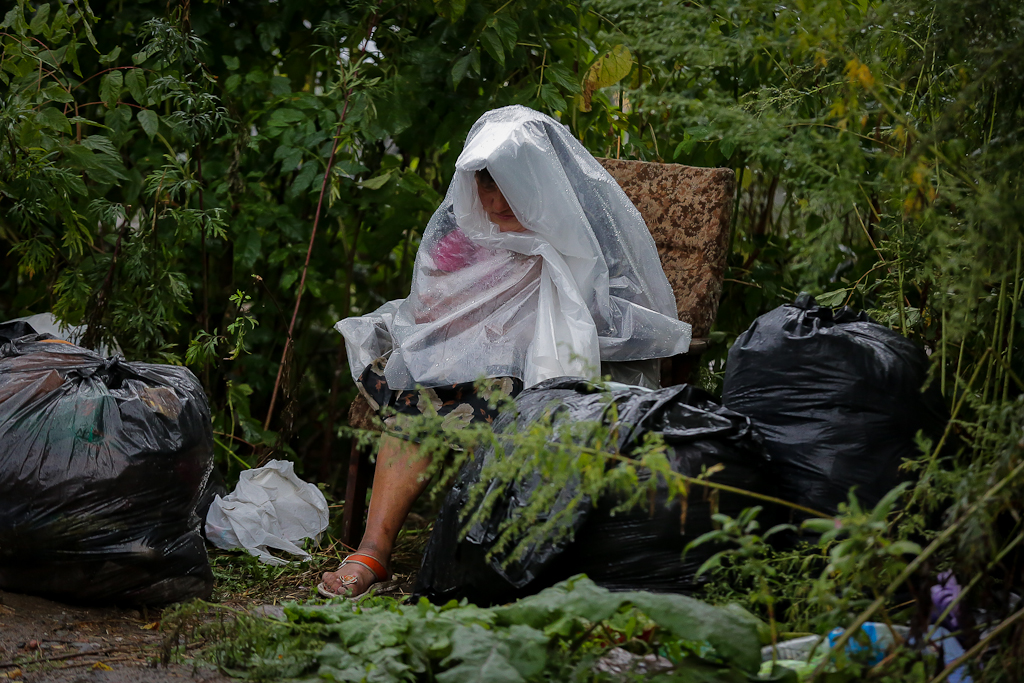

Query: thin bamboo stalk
<box><xmin>988</xmin><ymin>273</ymin><xmax>1009</xmax><ymax>404</ymax></box>
<box><xmin>809</xmin><ymin>458</ymin><xmax>1024</xmax><ymax>682</ymax></box>
<box><xmin>897</xmin><ymin>253</ymin><xmax>908</xmax><ymax>336</ymax></box>
<box><xmin>941</xmin><ymin>310</ymin><xmax>946</xmax><ymax>397</ymax></box>
<box><xmin>923</xmin><ymin>527</ymin><xmax>1023</xmax><ymax>644</ymax></box>
<box><xmin>951</xmin><ymin>336</ymin><xmax>965</xmax><ymax>406</ymax></box>
<box><xmin>929</xmin><ymin>606</ymin><xmax>1024</xmax><ymax>683</ymax></box>
<box><xmin>1002</xmin><ymin>239</ymin><xmax>1022</xmax><ymax>402</ymax></box>
<box><xmin>910</xmin><ymin>348</ymin><xmax>991</xmax><ymax>505</ymax></box>
<box><xmin>264</xmin><ymin>10</ymin><xmax>379</xmax><ymax>431</ymax></box>
<box><xmin>263</xmin><ymin>123</ymin><xmax>344</xmax><ymax>431</ymax></box>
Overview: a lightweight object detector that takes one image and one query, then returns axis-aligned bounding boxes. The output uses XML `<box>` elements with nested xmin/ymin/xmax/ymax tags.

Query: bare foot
<box><xmin>320</xmin><ymin>550</ymin><xmax>388</xmax><ymax>598</ymax></box>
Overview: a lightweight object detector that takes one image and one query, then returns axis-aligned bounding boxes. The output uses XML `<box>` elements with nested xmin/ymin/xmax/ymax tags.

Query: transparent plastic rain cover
<box><xmin>336</xmin><ymin>105</ymin><xmax>691</xmax><ymax>389</ymax></box>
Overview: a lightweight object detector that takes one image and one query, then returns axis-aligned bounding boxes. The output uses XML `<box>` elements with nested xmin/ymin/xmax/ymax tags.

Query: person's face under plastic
<box><xmin>476</xmin><ymin>172</ymin><xmax>527</xmax><ymax>233</ymax></box>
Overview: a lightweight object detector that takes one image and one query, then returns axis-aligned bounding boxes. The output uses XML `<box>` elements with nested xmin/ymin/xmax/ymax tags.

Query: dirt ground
<box><xmin>0</xmin><ymin>527</ymin><xmax>427</xmax><ymax>683</ymax></box>
<box><xmin>0</xmin><ymin>588</ymin><xmax>231</xmax><ymax>682</ymax></box>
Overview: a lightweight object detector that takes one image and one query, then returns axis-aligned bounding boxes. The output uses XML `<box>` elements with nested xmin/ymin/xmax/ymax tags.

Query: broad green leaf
<box><xmin>1</xmin><ymin>7</ymin><xmax>24</xmax><ymax>31</ymax></box>
<box><xmin>50</xmin><ymin>4</ymin><xmax>69</xmax><ymax>34</ymax></box>
<box><xmin>67</xmin><ymin>137</ymin><xmax>128</xmax><ymax>183</ymax></box>
<box><xmin>495</xmin><ymin>577</ymin><xmax>761</xmax><ymax>673</ymax></box>
<box><xmin>268</xmin><ymin>108</ymin><xmax>305</xmax><ymax>127</ymax></box>
<box><xmin>480</xmin><ymin>29</ymin><xmax>505</xmax><ymax>67</ymax></box>
<box><xmin>269</xmin><ymin>75</ymin><xmax>291</xmax><ymax>96</ymax></box>
<box><xmin>234</xmin><ymin>228</ymin><xmax>262</xmax><ymax>270</ymax></box>
<box><xmin>814</xmin><ymin>289</ymin><xmax>847</xmax><ymax>307</ymax></box>
<box><xmin>580</xmin><ymin>47</ymin><xmax>633</xmax><ymax>112</ymax></box>
<box><xmin>335</xmin><ymin>609</ymin><xmax>409</xmax><ymax>655</ymax></box>
<box><xmin>125</xmin><ymin>68</ymin><xmax>146</xmax><ymax>103</ymax></box>
<box><xmin>80</xmin><ymin>135</ymin><xmax>118</xmax><ymax>155</ymax></box>
<box><xmin>100</xmin><ymin>70</ymin><xmax>123</xmax><ymax>108</ymax></box>
<box><xmin>42</xmin><ymin>83</ymin><xmax>75</xmax><ymax>103</ymax></box>
<box><xmin>280</xmin><ymin>268</ymin><xmax>299</xmax><ymax>292</ymax></box>
<box><xmin>720</xmin><ymin>138</ymin><xmax>736</xmax><ymax>159</ymax></box>
<box><xmin>29</xmin><ymin>3</ymin><xmax>50</xmax><ymax>34</ymax></box>
<box><xmin>223</xmin><ymin>55</ymin><xmax>240</xmax><ymax>71</ymax></box>
<box><xmin>587</xmin><ymin>45</ymin><xmax>633</xmax><ymax>90</ymax></box>
<box><xmin>544</xmin><ymin>64</ymin><xmax>580</xmax><ymax>94</ymax></box>
<box><xmin>99</xmin><ymin>45</ymin><xmax>121</xmax><ymax>65</ymax></box>
<box><xmin>437</xmin><ymin>624</ymin><xmax>525</xmax><ymax>683</ymax></box>
<box><xmin>289</xmin><ymin>162</ymin><xmax>320</xmax><ymax>198</ymax></box>
<box><xmin>502</xmin><ymin>624</ymin><xmax>548</xmax><ymax>678</ymax></box>
<box><xmin>67</xmin><ymin>40</ymin><xmax>82</xmax><ymax>77</ymax></box>
<box><xmin>451</xmin><ymin>53</ymin><xmax>473</xmax><ymax>89</ymax></box>
<box><xmin>674</xmin><ymin>133</ymin><xmax>696</xmax><ymax>159</ymax></box>
<box><xmin>492</xmin><ymin>13</ymin><xmax>518</xmax><ymax>52</ymax></box>
<box><xmin>868</xmin><ymin>481</ymin><xmax>911</xmax><ymax>522</ymax></box>
<box><xmin>495</xmin><ymin>577</ymin><xmax>631</xmax><ymax>629</ymax></box>
<box><xmin>335</xmin><ymin>159</ymin><xmax>370</xmax><ymax>176</ymax></box>
<box><xmin>274</xmin><ymin>145</ymin><xmax>302</xmax><ymax>172</ymax></box>
<box><xmin>694</xmin><ymin>551</ymin><xmax>725</xmax><ymax>578</ymax></box>
<box><xmin>434</xmin><ymin>0</ymin><xmax>467</xmax><ymax>21</ymax></box>
<box><xmin>887</xmin><ymin>540</ymin><xmax>922</xmax><ymax>556</ymax></box>
<box><xmin>78</xmin><ymin>7</ymin><xmax>97</xmax><ymax>47</ymax></box>
<box><xmin>630</xmin><ymin>592</ymin><xmax>762</xmax><ymax>672</ymax></box>
<box><xmin>138</xmin><ymin>109</ymin><xmax>159</xmax><ymax>139</ymax></box>
<box><xmin>360</xmin><ymin>170</ymin><xmax>394</xmax><ymax>190</ymax></box>
<box><xmin>538</xmin><ymin>83</ymin><xmax>567</xmax><ymax>112</ymax></box>
<box><xmin>37</xmin><ymin>44</ymin><xmax>70</xmax><ymax>69</ymax></box>
<box><xmin>801</xmin><ymin>517</ymin><xmax>839</xmax><ymax>534</ymax></box>
<box><xmin>36</xmin><ymin>107</ymin><xmax>71</xmax><ymax>134</ymax></box>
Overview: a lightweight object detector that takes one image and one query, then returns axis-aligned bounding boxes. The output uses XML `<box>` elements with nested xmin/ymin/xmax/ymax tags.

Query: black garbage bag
<box><xmin>0</xmin><ymin>320</ymin><xmax>37</xmax><ymax>343</ymax></box>
<box><xmin>722</xmin><ymin>294</ymin><xmax>948</xmax><ymax>516</ymax></box>
<box><xmin>0</xmin><ymin>335</ymin><xmax>215</xmax><ymax>605</ymax></box>
<box><xmin>414</xmin><ymin>378</ymin><xmax>776</xmax><ymax>605</ymax></box>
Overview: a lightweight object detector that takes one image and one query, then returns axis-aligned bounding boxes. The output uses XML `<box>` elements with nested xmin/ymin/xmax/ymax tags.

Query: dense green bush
<box><xmin>1</xmin><ymin>0</ymin><xmax>633</xmax><ymax>482</ymax></box>
<box><xmin>2</xmin><ymin>0</ymin><xmax>1022</xmax><ymax>678</ymax></box>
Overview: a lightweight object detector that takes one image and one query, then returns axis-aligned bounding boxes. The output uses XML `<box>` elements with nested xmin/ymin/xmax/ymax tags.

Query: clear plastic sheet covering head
<box><xmin>336</xmin><ymin>105</ymin><xmax>691</xmax><ymax>389</ymax></box>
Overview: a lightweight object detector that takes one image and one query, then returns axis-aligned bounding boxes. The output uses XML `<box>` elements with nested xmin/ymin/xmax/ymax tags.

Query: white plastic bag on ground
<box><xmin>205</xmin><ymin>459</ymin><xmax>329</xmax><ymax>566</ymax></box>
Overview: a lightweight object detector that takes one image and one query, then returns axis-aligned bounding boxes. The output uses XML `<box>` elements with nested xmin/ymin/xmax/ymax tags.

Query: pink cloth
<box><xmin>430</xmin><ymin>229</ymin><xmax>485</xmax><ymax>272</ymax></box>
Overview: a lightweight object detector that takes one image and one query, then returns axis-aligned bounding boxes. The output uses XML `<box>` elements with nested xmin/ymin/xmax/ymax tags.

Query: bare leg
<box><xmin>321</xmin><ymin>433</ymin><xmax>431</xmax><ymax>596</ymax></box>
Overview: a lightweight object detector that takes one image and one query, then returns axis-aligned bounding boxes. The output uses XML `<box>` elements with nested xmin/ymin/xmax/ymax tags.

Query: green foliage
<box><xmin>1</xmin><ymin>0</ymin><xmax>640</xmax><ymax>479</ymax></box>
<box><xmin>164</xmin><ymin>576</ymin><xmax>766</xmax><ymax>682</ymax></box>
<box><xmin>186</xmin><ymin>289</ymin><xmax>259</xmax><ymax>365</ymax></box>
<box><xmin>594</xmin><ymin>0</ymin><xmax>1024</xmax><ymax>393</ymax></box>
<box><xmin>3</xmin><ymin>0</ymin><xmax>1023</xmax><ymax>678</ymax></box>
<box><xmin>378</xmin><ymin>381</ymin><xmax>825</xmax><ymax>580</ymax></box>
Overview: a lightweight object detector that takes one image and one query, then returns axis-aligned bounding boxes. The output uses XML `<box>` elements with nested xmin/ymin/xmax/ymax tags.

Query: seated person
<box><xmin>320</xmin><ymin>105</ymin><xmax>691</xmax><ymax>598</ymax></box>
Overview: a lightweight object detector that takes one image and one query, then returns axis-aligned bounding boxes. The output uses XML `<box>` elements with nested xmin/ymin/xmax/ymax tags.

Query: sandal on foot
<box><xmin>317</xmin><ymin>552</ymin><xmax>388</xmax><ymax>599</ymax></box>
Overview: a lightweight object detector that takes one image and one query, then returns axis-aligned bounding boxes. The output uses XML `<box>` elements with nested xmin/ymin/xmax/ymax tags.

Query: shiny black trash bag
<box><xmin>414</xmin><ymin>378</ymin><xmax>776</xmax><ymax>606</ymax></box>
<box><xmin>722</xmin><ymin>294</ymin><xmax>948</xmax><ymax>516</ymax></box>
<box><xmin>0</xmin><ymin>336</ymin><xmax>215</xmax><ymax>605</ymax></box>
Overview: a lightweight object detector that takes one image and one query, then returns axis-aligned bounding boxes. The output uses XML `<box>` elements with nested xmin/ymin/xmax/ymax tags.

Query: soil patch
<box><xmin>0</xmin><ymin>521</ymin><xmax>429</xmax><ymax>682</ymax></box>
<box><xmin>0</xmin><ymin>589</ymin><xmax>229</xmax><ymax>683</ymax></box>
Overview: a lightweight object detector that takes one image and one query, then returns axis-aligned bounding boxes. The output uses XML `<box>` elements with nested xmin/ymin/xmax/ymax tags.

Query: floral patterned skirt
<box><xmin>356</xmin><ymin>357</ymin><xmax>523</xmax><ymax>438</ymax></box>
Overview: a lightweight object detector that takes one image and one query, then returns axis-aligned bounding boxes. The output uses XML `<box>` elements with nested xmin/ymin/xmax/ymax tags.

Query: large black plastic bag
<box><xmin>414</xmin><ymin>378</ymin><xmax>775</xmax><ymax>606</ymax></box>
<box><xmin>722</xmin><ymin>294</ymin><xmax>947</xmax><ymax>516</ymax></box>
<box><xmin>0</xmin><ymin>335</ymin><xmax>215</xmax><ymax>605</ymax></box>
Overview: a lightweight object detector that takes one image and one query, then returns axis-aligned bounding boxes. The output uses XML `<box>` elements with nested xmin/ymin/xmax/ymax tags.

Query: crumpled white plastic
<box><xmin>204</xmin><ymin>460</ymin><xmax>329</xmax><ymax>566</ymax></box>
<box><xmin>336</xmin><ymin>105</ymin><xmax>690</xmax><ymax>391</ymax></box>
